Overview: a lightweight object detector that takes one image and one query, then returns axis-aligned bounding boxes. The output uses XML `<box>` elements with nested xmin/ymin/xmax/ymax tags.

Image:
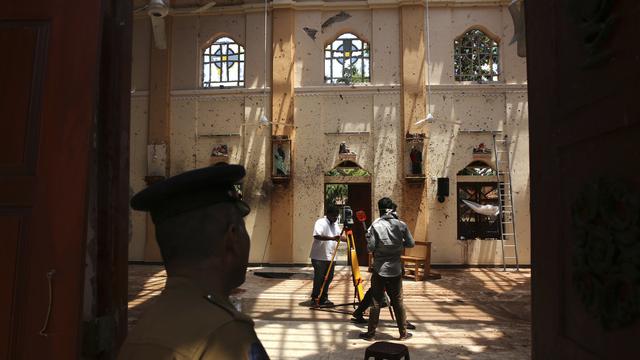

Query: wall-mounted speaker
<box><xmin>437</xmin><ymin>177</ymin><xmax>449</xmax><ymax>203</ymax></box>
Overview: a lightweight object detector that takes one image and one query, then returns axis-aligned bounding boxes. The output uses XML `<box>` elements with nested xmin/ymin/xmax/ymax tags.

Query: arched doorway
<box><xmin>324</xmin><ymin>161</ymin><xmax>372</xmax><ymax>266</ymax></box>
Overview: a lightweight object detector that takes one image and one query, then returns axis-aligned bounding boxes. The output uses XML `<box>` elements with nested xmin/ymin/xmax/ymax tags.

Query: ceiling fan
<box><xmin>134</xmin><ymin>0</ymin><xmax>217</xmax><ymax>49</ymax></box>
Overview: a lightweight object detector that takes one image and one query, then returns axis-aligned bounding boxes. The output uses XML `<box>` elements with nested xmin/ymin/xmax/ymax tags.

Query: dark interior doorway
<box><xmin>324</xmin><ymin>182</ymin><xmax>372</xmax><ymax>266</ymax></box>
<box><xmin>347</xmin><ymin>183</ymin><xmax>372</xmax><ymax>266</ymax></box>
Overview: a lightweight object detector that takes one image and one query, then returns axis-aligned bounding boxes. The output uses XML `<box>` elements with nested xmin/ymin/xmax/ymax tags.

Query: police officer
<box><xmin>118</xmin><ymin>164</ymin><xmax>269</xmax><ymax>360</ymax></box>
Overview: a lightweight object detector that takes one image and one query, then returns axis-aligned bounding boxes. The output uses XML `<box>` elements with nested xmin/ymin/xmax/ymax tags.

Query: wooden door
<box><xmin>527</xmin><ymin>0</ymin><xmax>640</xmax><ymax>358</ymax></box>
<box><xmin>347</xmin><ymin>183</ymin><xmax>372</xmax><ymax>266</ymax></box>
<box><xmin>0</xmin><ymin>1</ymin><xmax>102</xmax><ymax>358</ymax></box>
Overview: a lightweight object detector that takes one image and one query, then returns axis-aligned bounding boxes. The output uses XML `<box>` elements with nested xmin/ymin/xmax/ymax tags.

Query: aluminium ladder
<box><xmin>492</xmin><ymin>134</ymin><xmax>519</xmax><ymax>271</ymax></box>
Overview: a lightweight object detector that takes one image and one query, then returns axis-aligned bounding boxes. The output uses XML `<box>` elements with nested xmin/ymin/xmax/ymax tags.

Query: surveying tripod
<box><xmin>313</xmin><ymin>223</ymin><xmax>365</xmax><ymax>309</ymax></box>
<box><xmin>312</xmin><ymin>210</ymin><xmax>399</xmax><ymax>325</ymax></box>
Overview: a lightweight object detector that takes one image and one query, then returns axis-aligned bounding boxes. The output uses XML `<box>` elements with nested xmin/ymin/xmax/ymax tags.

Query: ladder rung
<box><xmin>504</xmin><ymin>256</ymin><xmax>518</xmax><ymax>259</ymax></box>
<box><xmin>502</xmin><ymin>233</ymin><xmax>515</xmax><ymax>236</ymax></box>
<box><xmin>503</xmin><ymin>244</ymin><xmax>516</xmax><ymax>247</ymax></box>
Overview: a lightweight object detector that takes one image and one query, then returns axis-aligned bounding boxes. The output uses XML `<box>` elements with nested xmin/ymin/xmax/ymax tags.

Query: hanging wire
<box><xmin>425</xmin><ymin>0</ymin><xmax>432</xmax><ymax>113</ymax></box>
<box><xmin>263</xmin><ymin>0</ymin><xmax>268</xmax><ymax>118</ymax></box>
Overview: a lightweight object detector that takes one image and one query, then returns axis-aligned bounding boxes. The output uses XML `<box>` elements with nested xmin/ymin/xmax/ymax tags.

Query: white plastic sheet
<box><xmin>461</xmin><ymin>199</ymin><xmax>500</xmax><ymax>217</ymax></box>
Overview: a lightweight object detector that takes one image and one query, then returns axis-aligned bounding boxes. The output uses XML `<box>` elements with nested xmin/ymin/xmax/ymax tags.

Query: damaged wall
<box><xmin>129</xmin><ymin>0</ymin><xmax>529</xmax><ymax>265</ymax></box>
<box><xmin>425</xmin><ymin>6</ymin><xmax>530</xmax><ymax>265</ymax></box>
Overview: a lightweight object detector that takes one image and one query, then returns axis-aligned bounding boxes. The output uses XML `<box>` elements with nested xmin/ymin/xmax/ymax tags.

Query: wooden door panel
<box><xmin>0</xmin><ymin>216</ymin><xmax>22</xmax><ymax>359</ymax></box>
<box><xmin>0</xmin><ymin>20</ymin><xmax>48</xmax><ymax>359</ymax></box>
<box><xmin>0</xmin><ymin>22</ymin><xmax>46</xmax><ymax>175</ymax></box>
<box><xmin>0</xmin><ymin>1</ymin><xmax>102</xmax><ymax>358</ymax></box>
<box><xmin>558</xmin><ymin>126</ymin><xmax>640</xmax><ymax>356</ymax></box>
<box><xmin>528</xmin><ymin>0</ymin><xmax>640</xmax><ymax>358</ymax></box>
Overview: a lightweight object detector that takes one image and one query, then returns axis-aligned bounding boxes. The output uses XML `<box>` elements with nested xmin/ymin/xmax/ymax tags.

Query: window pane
<box><xmin>325</xmin><ymin>32</ymin><xmax>371</xmax><ymax>84</ymax></box>
<box><xmin>202</xmin><ymin>37</ymin><xmax>245</xmax><ymax>87</ymax></box>
<box><xmin>454</xmin><ymin>29</ymin><xmax>499</xmax><ymax>82</ymax></box>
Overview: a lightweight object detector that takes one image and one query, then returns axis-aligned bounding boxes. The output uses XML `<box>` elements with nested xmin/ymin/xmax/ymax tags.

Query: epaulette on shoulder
<box><xmin>203</xmin><ymin>295</ymin><xmax>254</xmax><ymax>324</ymax></box>
<box><xmin>203</xmin><ymin>294</ymin><xmax>236</xmax><ymax>316</ymax></box>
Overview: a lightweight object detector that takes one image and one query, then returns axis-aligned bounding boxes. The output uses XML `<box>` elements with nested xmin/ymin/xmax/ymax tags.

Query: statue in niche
<box><xmin>274</xmin><ymin>143</ymin><xmax>287</xmax><ymax>176</ymax></box>
<box><xmin>410</xmin><ymin>146</ymin><xmax>423</xmax><ymax>175</ymax></box>
<box><xmin>211</xmin><ymin>144</ymin><xmax>229</xmax><ymax>157</ymax></box>
<box><xmin>339</xmin><ymin>142</ymin><xmax>356</xmax><ymax>155</ymax></box>
<box><xmin>473</xmin><ymin>143</ymin><xmax>491</xmax><ymax>154</ymax></box>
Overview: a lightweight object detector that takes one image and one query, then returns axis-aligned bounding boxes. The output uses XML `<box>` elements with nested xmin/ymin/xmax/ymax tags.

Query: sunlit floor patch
<box><xmin>128</xmin><ymin>265</ymin><xmax>531</xmax><ymax>359</ymax></box>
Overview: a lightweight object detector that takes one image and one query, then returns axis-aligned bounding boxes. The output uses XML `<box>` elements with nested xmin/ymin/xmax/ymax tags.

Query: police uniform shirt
<box><xmin>118</xmin><ymin>277</ymin><xmax>269</xmax><ymax>360</ymax></box>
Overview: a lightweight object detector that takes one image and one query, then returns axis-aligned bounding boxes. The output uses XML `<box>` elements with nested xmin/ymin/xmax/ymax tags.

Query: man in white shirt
<box><xmin>309</xmin><ymin>205</ymin><xmax>343</xmax><ymax>306</ymax></box>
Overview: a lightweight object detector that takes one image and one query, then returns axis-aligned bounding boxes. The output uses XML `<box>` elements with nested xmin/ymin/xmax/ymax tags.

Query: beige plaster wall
<box><xmin>422</xmin><ymin>5</ymin><xmax>529</xmax><ymax>265</ymax></box>
<box><xmin>291</xmin><ymin>89</ymin><xmax>403</xmax><ymax>262</ymax></box>
<box><xmin>427</xmin><ymin>6</ymin><xmax>527</xmax><ymax>85</ymax></box>
<box><xmin>131</xmin><ymin>18</ymin><xmax>150</xmax><ymax>92</ymax></box>
<box><xmin>129</xmin><ymin>11</ymin><xmax>273</xmax><ymax>261</ymax></box>
<box><xmin>426</xmin><ymin>88</ymin><xmax>530</xmax><ymax>265</ymax></box>
<box><xmin>129</xmin><ymin>96</ymin><xmax>149</xmax><ymax>260</ymax></box>
<box><xmin>129</xmin><ymin>1</ymin><xmax>530</xmax><ymax>265</ymax></box>
<box><xmin>129</xmin><ymin>17</ymin><xmax>151</xmax><ymax>260</ymax></box>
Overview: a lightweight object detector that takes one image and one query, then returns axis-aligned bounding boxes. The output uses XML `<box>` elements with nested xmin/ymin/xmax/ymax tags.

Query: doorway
<box><xmin>324</xmin><ymin>161</ymin><xmax>372</xmax><ymax>266</ymax></box>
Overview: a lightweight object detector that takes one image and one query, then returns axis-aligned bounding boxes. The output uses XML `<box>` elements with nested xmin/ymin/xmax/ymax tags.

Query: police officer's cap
<box><xmin>131</xmin><ymin>164</ymin><xmax>250</xmax><ymax>224</ymax></box>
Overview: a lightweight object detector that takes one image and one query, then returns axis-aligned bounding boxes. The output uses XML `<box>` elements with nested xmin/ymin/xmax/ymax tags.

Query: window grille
<box><xmin>457</xmin><ymin>161</ymin><xmax>497</xmax><ymax>176</ymax></box>
<box><xmin>324</xmin><ymin>33</ymin><xmax>370</xmax><ymax>84</ymax></box>
<box><xmin>202</xmin><ymin>37</ymin><xmax>245</xmax><ymax>88</ymax></box>
<box><xmin>454</xmin><ymin>29</ymin><xmax>499</xmax><ymax>82</ymax></box>
<box><xmin>457</xmin><ymin>182</ymin><xmax>500</xmax><ymax>240</ymax></box>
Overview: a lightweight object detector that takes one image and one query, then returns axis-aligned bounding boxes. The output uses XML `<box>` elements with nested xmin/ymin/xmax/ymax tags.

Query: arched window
<box><xmin>456</xmin><ymin>161</ymin><xmax>500</xmax><ymax>240</ymax></box>
<box><xmin>454</xmin><ymin>29</ymin><xmax>499</xmax><ymax>82</ymax></box>
<box><xmin>325</xmin><ymin>33</ymin><xmax>370</xmax><ymax>84</ymax></box>
<box><xmin>202</xmin><ymin>36</ymin><xmax>245</xmax><ymax>88</ymax></box>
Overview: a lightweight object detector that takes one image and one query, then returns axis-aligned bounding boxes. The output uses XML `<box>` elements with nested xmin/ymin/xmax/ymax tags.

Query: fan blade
<box><xmin>133</xmin><ymin>5</ymin><xmax>148</xmax><ymax>14</ymax></box>
<box><xmin>150</xmin><ymin>16</ymin><xmax>167</xmax><ymax>49</ymax></box>
<box><xmin>192</xmin><ymin>1</ymin><xmax>216</xmax><ymax>13</ymax></box>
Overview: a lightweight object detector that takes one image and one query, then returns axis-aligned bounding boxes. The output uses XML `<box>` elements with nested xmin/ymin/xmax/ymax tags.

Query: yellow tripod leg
<box><xmin>347</xmin><ymin>230</ymin><xmax>365</xmax><ymax>302</ymax></box>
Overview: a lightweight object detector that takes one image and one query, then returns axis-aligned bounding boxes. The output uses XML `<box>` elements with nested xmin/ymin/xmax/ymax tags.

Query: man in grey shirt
<box><xmin>360</xmin><ymin>197</ymin><xmax>415</xmax><ymax>341</ymax></box>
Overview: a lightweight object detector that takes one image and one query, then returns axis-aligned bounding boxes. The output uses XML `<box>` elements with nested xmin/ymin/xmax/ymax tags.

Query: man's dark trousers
<box><xmin>311</xmin><ymin>259</ymin><xmax>334</xmax><ymax>303</ymax></box>
<box><xmin>367</xmin><ymin>272</ymin><xmax>406</xmax><ymax>334</ymax></box>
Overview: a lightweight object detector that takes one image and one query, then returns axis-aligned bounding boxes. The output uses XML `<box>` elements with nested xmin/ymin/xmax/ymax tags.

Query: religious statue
<box><xmin>274</xmin><ymin>143</ymin><xmax>287</xmax><ymax>176</ymax></box>
<box><xmin>211</xmin><ymin>144</ymin><xmax>229</xmax><ymax>157</ymax></box>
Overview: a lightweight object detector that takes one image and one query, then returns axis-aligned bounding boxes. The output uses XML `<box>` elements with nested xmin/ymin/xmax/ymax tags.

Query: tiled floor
<box><xmin>128</xmin><ymin>265</ymin><xmax>531</xmax><ymax>359</ymax></box>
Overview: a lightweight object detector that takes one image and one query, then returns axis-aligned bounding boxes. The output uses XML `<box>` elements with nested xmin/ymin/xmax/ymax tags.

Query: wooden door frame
<box><xmin>89</xmin><ymin>0</ymin><xmax>132</xmax><ymax>357</ymax></box>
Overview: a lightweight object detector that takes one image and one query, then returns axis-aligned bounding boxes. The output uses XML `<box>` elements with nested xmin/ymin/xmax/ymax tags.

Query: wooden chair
<box><xmin>401</xmin><ymin>241</ymin><xmax>441</xmax><ymax>281</ymax></box>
